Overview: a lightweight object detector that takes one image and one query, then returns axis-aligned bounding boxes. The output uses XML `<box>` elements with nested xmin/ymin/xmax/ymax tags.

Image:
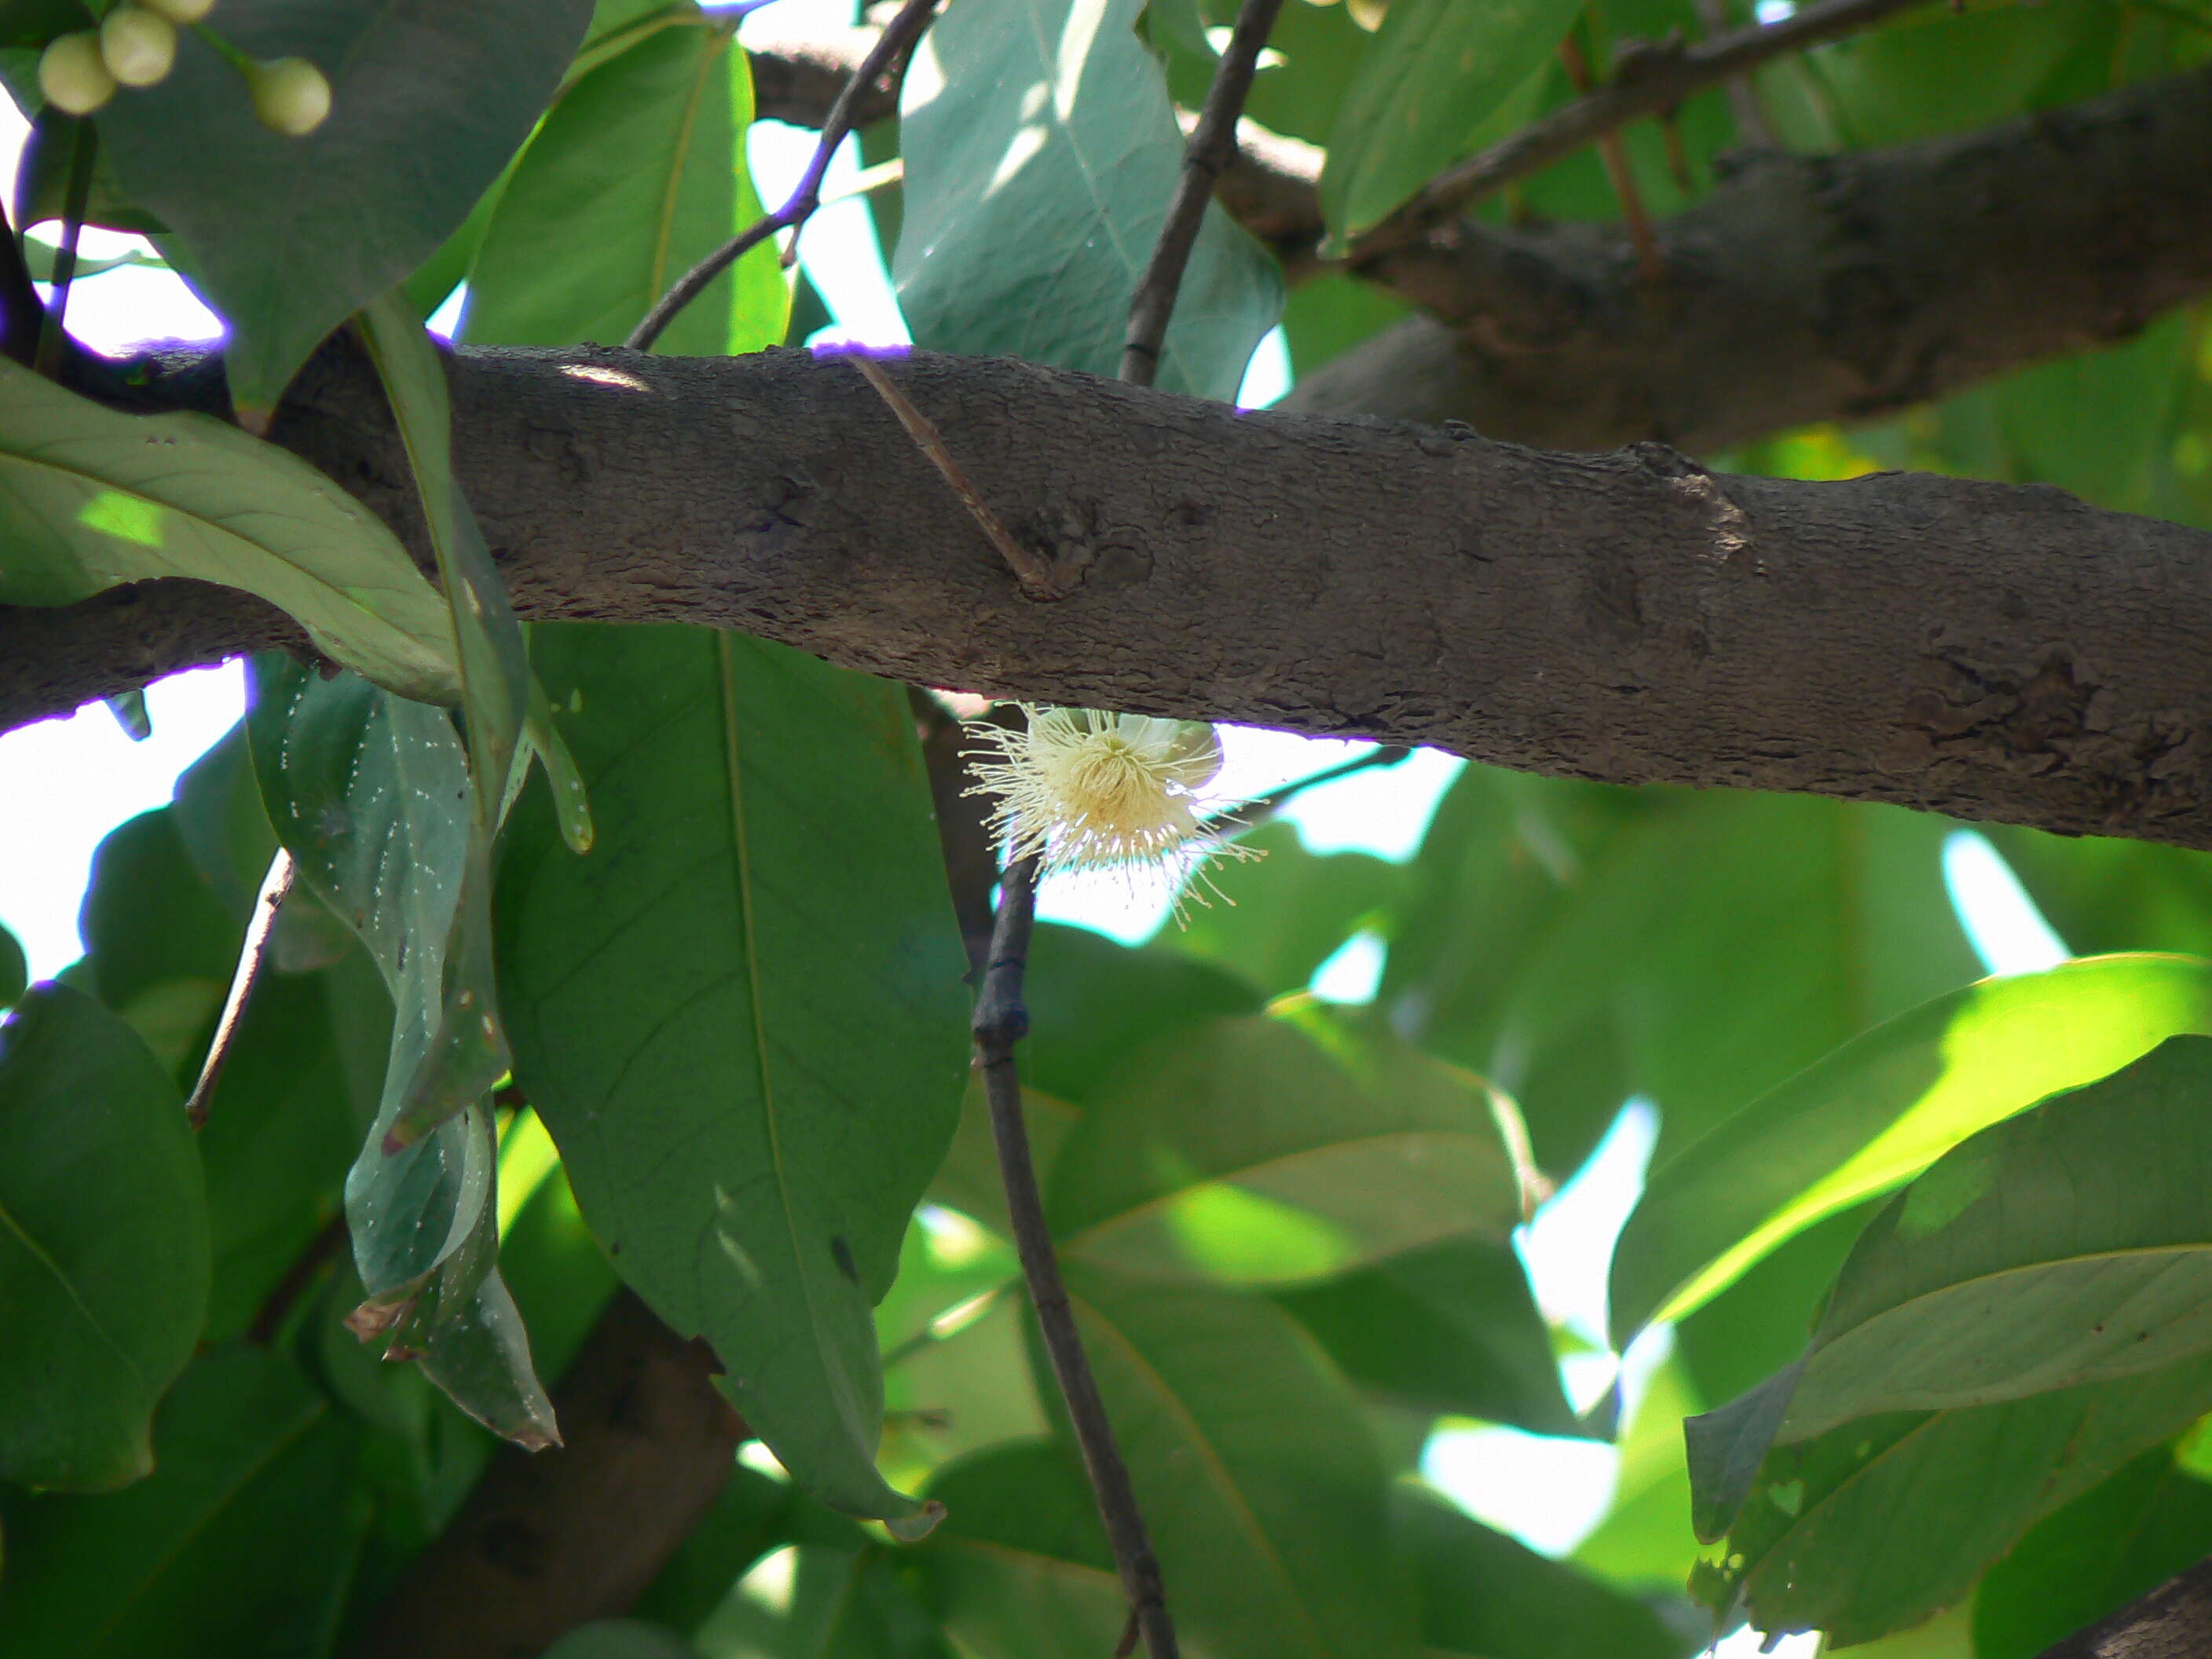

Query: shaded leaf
<box><xmin>1171</xmin><ymin>820</ymin><xmax>1403</xmax><ymax>997</ymax></box>
<box><xmin>543</xmin><ymin>1621</ymin><xmax>701</xmax><ymax>1659</ymax></box>
<box><xmin>895</xmin><ymin>0</ymin><xmax>1281</xmax><ymax>401</ymax></box>
<box><xmin>0</xmin><ymin>984</ymin><xmax>207</xmax><ymax>1490</ymax></box>
<box><xmin>464</xmin><ymin>17</ymin><xmax>787</xmax><ymax>357</ymax></box>
<box><xmin>1022</xmin><ymin>922</ymin><xmax>1263</xmax><ymax>1106</ymax></box>
<box><xmin>0</xmin><ymin>358</ymin><xmax>457</xmax><ymax>702</ymax></box>
<box><xmin>97</xmin><ymin>0</ymin><xmax>595</xmax><ymax>416</ymax></box>
<box><xmin>1049</xmin><ymin>1004</ymin><xmax>1525</xmax><ymax>1284</ymax></box>
<box><xmin>0</xmin><ymin>924</ymin><xmax>24</xmax><ymax>1009</ymax></box>
<box><xmin>498</xmin><ymin>623</ymin><xmax>969</xmax><ymax>1533</ymax></box>
<box><xmin>928</xmin><ymin>1075</ymin><xmax>1082</xmax><ymax>1237</ymax></box>
<box><xmin>1613</xmin><ymin>954</ymin><xmax>2212</xmax><ymax>1345</ymax></box>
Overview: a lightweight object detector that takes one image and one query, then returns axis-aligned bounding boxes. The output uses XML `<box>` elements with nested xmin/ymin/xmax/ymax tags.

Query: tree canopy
<box><xmin>2</xmin><ymin>1</ymin><xmax>2212</xmax><ymax>1657</ymax></box>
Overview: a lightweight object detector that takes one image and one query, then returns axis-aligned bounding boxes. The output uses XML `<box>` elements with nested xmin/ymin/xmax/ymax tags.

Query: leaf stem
<box><xmin>184</xmin><ymin>849</ymin><xmax>296</xmax><ymax>1129</ymax></box>
<box><xmin>627</xmin><ymin>0</ymin><xmax>940</xmax><ymax>351</ymax></box>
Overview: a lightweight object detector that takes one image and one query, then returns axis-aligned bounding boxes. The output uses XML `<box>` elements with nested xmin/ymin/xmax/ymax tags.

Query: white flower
<box><xmin>964</xmin><ymin>706</ymin><xmax>1258</xmax><ymax>917</ymax></box>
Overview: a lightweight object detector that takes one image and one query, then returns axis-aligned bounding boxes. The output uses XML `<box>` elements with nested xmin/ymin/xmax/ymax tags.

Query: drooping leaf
<box><xmin>1048</xmin><ymin>1004</ymin><xmax>1526</xmax><ymax>1284</ymax></box>
<box><xmin>1395</xmin><ymin>1485</ymin><xmax>1696</xmax><ymax>1659</ymax></box>
<box><xmin>464</xmin><ymin>16</ymin><xmax>787</xmax><ymax>356</ymax></box>
<box><xmin>0</xmin><ymin>984</ymin><xmax>208</xmax><ymax>1491</ymax></box>
<box><xmin>1613</xmin><ymin>954</ymin><xmax>2212</xmax><ymax>1345</ymax></box>
<box><xmin>96</xmin><ymin>0</ymin><xmax>595</xmax><ymax>416</ymax></box>
<box><xmin>895</xmin><ymin>0</ymin><xmax>1282</xmax><ymax>401</ymax></box>
<box><xmin>1054</xmin><ymin>1262</ymin><xmax>1423</xmax><ymax>1659</ymax></box>
<box><xmin>1273</xmin><ymin>1236</ymin><xmax>1581</xmax><ymax>1434</ymax></box>
<box><xmin>0</xmin><ymin>1346</ymin><xmax>366</xmax><ymax>1655</ymax></box>
<box><xmin>497</xmin><ymin>623</ymin><xmax>969</xmax><ymax>1533</ymax></box>
<box><xmin>1692</xmin><ymin>1348</ymin><xmax>2212</xmax><ymax>1648</ymax></box>
<box><xmin>0</xmin><ymin>358</ymin><xmax>458</xmax><ymax>703</ymax></box>
<box><xmin>1319</xmin><ymin>0</ymin><xmax>1584</xmax><ymax>241</ymax></box>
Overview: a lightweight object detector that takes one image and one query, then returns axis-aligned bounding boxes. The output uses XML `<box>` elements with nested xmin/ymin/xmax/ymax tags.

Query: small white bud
<box><xmin>247</xmin><ymin>56</ymin><xmax>331</xmax><ymax>136</ymax></box>
<box><xmin>100</xmin><ymin>7</ymin><xmax>178</xmax><ymax>89</ymax></box>
<box><xmin>137</xmin><ymin>0</ymin><xmax>217</xmax><ymax>21</ymax></box>
<box><xmin>38</xmin><ymin>31</ymin><xmax>115</xmax><ymax>114</ymax></box>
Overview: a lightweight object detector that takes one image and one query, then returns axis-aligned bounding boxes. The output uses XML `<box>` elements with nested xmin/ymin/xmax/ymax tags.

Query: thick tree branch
<box><xmin>9</xmin><ymin>343</ymin><xmax>2212</xmax><ymax>851</ymax></box>
<box><xmin>2034</xmin><ymin>1555</ymin><xmax>2212</xmax><ymax>1659</ymax></box>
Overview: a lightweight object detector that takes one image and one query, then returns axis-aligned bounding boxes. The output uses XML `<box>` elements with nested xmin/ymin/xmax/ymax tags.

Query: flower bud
<box><xmin>100</xmin><ymin>7</ymin><xmax>177</xmax><ymax>89</ymax></box>
<box><xmin>38</xmin><ymin>31</ymin><xmax>115</xmax><ymax>114</ymax></box>
<box><xmin>247</xmin><ymin>56</ymin><xmax>331</xmax><ymax>135</ymax></box>
<box><xmin>137</xmin><ymin>0</ymin><xmax>216</xmax><ymax>21</ymax></box>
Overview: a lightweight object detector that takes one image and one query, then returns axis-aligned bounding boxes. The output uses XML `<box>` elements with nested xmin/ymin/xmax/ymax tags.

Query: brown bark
<box><xmin>2034</xmin><ymin>1556</ymin><xmax>2212</xmax><ymax>1659</ymax></box>
<box><xmin>347</xmin><ymin>1290</ymin><xmax>747</xmax><ymax>1659</ymax></box>
<box><xmin>9</xmin><ymin>342</ymin><xmax>2212</xmax><ymax>851</ymax></box>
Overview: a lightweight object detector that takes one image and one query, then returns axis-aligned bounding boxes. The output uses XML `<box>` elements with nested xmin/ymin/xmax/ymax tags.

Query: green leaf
<box><xmin>0</xmin><ymin>924</ymin><xmax>25</xmax><ymax>1009</ymax></box>
<box><xmin>20</xmin><ymin>236</ymin><xmax>162</xmax><ymax>280</ymax></box>
<box><xmin>1049</xmin><ymin>1005</ymin><xmax>1526</xmax><ymax>1284</ymax></box>
<box><xmin>895</xmin><ymin>0</ymin><xmax>1283</xmax><ymax>401</ymax></box>
<box><xmin>698</xmin><ymin>1542</ymin><xmax>947</xmax><ymax>1658</ymax></box>
<box><xmin>1693</xmin><ymin>1349</ymin><xmax>2212</xmax><ymax>1647</ymax></box>
<box><xmin>75</xmin><ymin>804</ymin><xmax>237</xmax><ymax>1069</ymax></box>
<box><xmin>1023</xmin><ymin>923</ymin><xmax>1264</xmax><ymax>1105</ymax></box>
<box><xmin>632</xmin><ymin>1463</ymin><xmax>794</xmax><ymax>1634</ymax></box>
<box><xmin>1972</xmin><ymin>1443</ymin><xmax>2212</xmax><ymax>1659</ymax></box>
<box><xmin>914</xmin><ymin>1441</ymin><xmax>1130</xmax><ymax>1659</ymax></box>
<box><xmin>1750</xmin><ymin>1038</ymin><xmax>2212</xmax><ymax>1447</ymax></box>
<box><xmin>0</xmin><ymin>984</ymin><xmax>208</xmax><ymax>1490</ymax></box>
<box><xmin>1395</xmin><ymin>1485</ymin><xmax>1696</xmax><ymax>1659</ymax></box>
<box><xmin>1273</xmin><ymin>1236</ymin><xmax>1581</xmax><ymax>1434</ymax></box>
<box><xmin>1318</xmin><ymin>0</ymin><xmax>1583</xmax><ymax>241</ymax></box>
<box><xmin>1613</xmin><ymin>954</ymin><xmax>2212</xmax><ymax>1345</ymax></box>
<box><xmin>1170</xmin><ymin>820</ymin><xmax>1403</xmax><ymax>997</ymax></box>
<box><xmin>543</xmin><ymin>1624</ymin><xmax>702</xmax><ymax>1659</ymax></box>
<box><xmin>96</xmin><ymin>0</ymin><xmax>595</xmax><ymax>417</ymax></box>
<box><xmin>1057</xmin><ymin>1262</ymin><xmax>1423</xmax><ymax>1658</ymax></box>
<box><xmin>928</xmin><ymin>1075</ymin><xmax>1082</xmax><ymax>1236</ymax></box>
<box><xmin>498</xmin><ymin>623</ymin><xmax>969</xmax><ymax>1533</ymax></box>
<box><xmin>0</xmin><ymin>1346</ymin><xmax>366</xmax><ymax>1655</ymax></box>
<box><xmin>0</xmin><ymin>358</ymin><xmax>459</xmax><ymax>702</ymax></box>
<box><xmin>463</xmin><ymin>19</ymin><xmax>787</xmax><ymax>357</ymax></box>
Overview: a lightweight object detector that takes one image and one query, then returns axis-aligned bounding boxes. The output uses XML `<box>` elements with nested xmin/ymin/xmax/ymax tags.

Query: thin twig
<box><xmin>1558</xmin><ymin>31</ymin><xmax>1665</xmax><ymax>284</ymax></box>
<box><xmin>1347</xmin><ymin>0</ymin><xmax>1930</xmax><ymax>262</ymax></box>
<box><xmin>626</xmin><ymin>0</ymin><xmax>939</xmax><ymax>351</ymax></box>
<box><xmin>1691</xmin><ymin>0</ymin><xmax>1782</xmax><ymax>145</ymax></box>
<box><xmin>1121</xmin><ymin>0</ymin><xmax>1287</xmax><ymax>386</ymax></box>
<box><xmin>1202</xmin><ymin>742</ymin><xmax>1413</xmax><ymax>839</ymax></box>
<box><xmin>185</xmin><ymin>850</ymin><xmax>296</xmax><ymax>1128</ymax></box>
<box><xmin>844</xmin><ymin>353</ymin><xmax>1058</xmax><ymax>598</ymax></box>
<box><xmin>34</xmin><ymin>119</ymin><xmax>96</xmax><ymax>377</ymax></box>
<box><xmin>974</xmin><ymin>856</ymin><xmax>1180</xmax><ymax>1659</ymax></box>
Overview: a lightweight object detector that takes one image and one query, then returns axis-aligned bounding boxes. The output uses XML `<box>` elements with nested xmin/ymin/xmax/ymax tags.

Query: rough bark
<box><xmin>346</xmin><ymin>1290</ymin><xmax>748</xmax><ymax>1659</ymax></box>
<box><xmin>749</xmin><ymin>35</ymin><xmax>2212</xmax><ymax>453</ymax></box>
<box><xmin>9</xmin><ymin>342</ymin><xmax>2212</xmax><ymax>851</ymax></box>
<box><xmin>2034</xmin><ymin>1557</ymin><xmax>2212</xmax><ymax>1659</ymax></box>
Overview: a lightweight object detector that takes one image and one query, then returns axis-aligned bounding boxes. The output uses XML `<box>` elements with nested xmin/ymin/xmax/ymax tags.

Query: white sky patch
<box><xmin>1943</xmin><ymin>828</ymin><xmax>2071</xmax><ymax>976</ymax></box>
<box><xmin>1518</xmin><ymin>1098</ymin><xmax>1658</xmax><ymax>1345</ymax></box>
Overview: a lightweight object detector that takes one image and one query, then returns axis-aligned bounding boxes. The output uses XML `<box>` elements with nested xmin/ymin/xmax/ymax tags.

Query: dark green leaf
<box><xmin>0</xmin><ymin>924</ymin><xmax>24</xmax><ymax>1009</ymax></box>
<box><xmin>1274</xmin><ymin>1236</ymin><xmax>1580</xmax><ymax>1434</ymax></box>
<box><xmin>928</xmin><ymin>1075</ymin><xmax>1082</xmax><ymax>1236</ymax></box>
<box><xmin>698</xmin><ymin>1543</ymin><xmax>948</xmax><ymax>1658</ymax></box>
<box><xmin>0</xmin><ymin>1346</ymin><xmax>365</xmax><ymax>1654</ymax></box>
<box><xmin>0</xmin><ymin>359</ymin><xmax>459</xmax><ymax>701</ymax></box>
<box><xmin>543</xmin><ymin>1624</ymin><xmax>701</xmax><ymax>1659</ymax></box>
<box><xmin>498</xmin><ymin>623</ymin><xmax>969</xmax><ymax>1533</ymax></box>
<box><xmin>1613</xmin><ymin>954</ymin><xmax>2212</xmax><ymax>1346</ymax></box>
<box><xmin>1023</xmin><ymin>923</ymin><xmax>1264</xmax><ymax>1105</ymax></box>
<box><xmin>0</xmin><ymin>984</ymin><xmax>207</xmax><ymax>1490</ymax></box>
<box><xmin>1171</xmin><ymin>820</ymin><xmax>1403</xmax><ymax>997</ymax></box>
<box><xmin>1048</xmin><ymin>1005</ymin><xmax>1526</xmax><ymax>1284</ymax></box>
<box><xmin>1057</xmin><ymin>1262</ymin><xmax>1423</xmax><ymax>1658</ymax></box>
<box><xmin>1319</xmin><ymin>0</ymin><xmax>1583</xmax><ymax>240</ymax></box>
<box><xmin>464</xmin><ymin>20</ymin><xmax>786</xmax><ymax>357</ymax></box>
<box><xmin>895</xmin><ymin>0</ymin><xmax>1281</xmax><ymax>401</ymax></box>
<box><xmin>97</xmin><ymin>0</ymin><xmax>595</xmax><ymax>416</ymax></box>
<box><xmin>632</xmin><ymin>1463</ymin><xmax>794</xmax><ymax>1635</ymax></box>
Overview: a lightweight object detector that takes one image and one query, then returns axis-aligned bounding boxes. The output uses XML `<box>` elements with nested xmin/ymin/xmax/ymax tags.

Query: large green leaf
<box><xmin>1972</xmin><ymin>1443</ymin><xmax>2212</xmax><ymax>1659</ymax></box>
<box><xmin>1048</xmin><ymin>1005</ymin><xmax>1525</xmax><ymax>1284</ymax></box>
<box><xmin>1170</xmin><ymin>821</ymin><xmax>1404</xmax><ymax>998</ymax></box>
<box><xmin>497</xmin><ymin>623</ymin><xmax>969</xmax><ymax>1533</ymax></box>
<box><xmin>1691</xmin><ymin>1348</ymin><xmax>2212</xmax><ymax>1647</ymax></box>
<box><xmin>1613</xmin><ymin>954</ymin><xmax>2212</xmax><ymax>1345</ymax></box>
<box><xmin>75</xmin><ymin>804</ymin><xmax>237</xmax><ymax>1073</ymax></box>
<box><xmin>1395</xmin><ymin>1485</ymin><xmax>1695</xmax><ymax>1659</ymax></box>
<box><xmin>895</xmin><ymin>0</ymin><xmax>1282</xmax><ymax>401</ymax></box>
<box><xmin>1757</xmin><ymin>1038</ymin><xmax>2212</xmax><ymax>1443</ymax></box>
<box><xmin>1318</xmin><ymin>0</ymin><xmax>1584</xmax><ymax>241</ymax></box>
<box><xmin>0</xmin><ymin>359</ymin><xmax>458</xmax><ymax>703</ymax></box>
<box><xmin>96</xmin><ymin>0</ymin><xmax>595</xmax><ymax>416</ymax></box>
<box><xmin>0</xmin><ymin>985</ymin><xmax>208</xmax><ymax>1490</ymax></box>
<box><xmin>0</xmin><ymin>1346</ymin><xmax>365</xmax><ymax>1655</ymax></box>
<box><xmin>1023</xmin><ymin>923</ymin><xmax>1264</xmax><ymax>1105</ymax></box>
<box><xmin>1057</xmin><ymin>1262</ymin><xmax>1422</xmax><ymax>1659</ymax></box>
<box><xmin>464</xmin><ymin>15</ymin><xmax>786</xmax><ymax>356</ymax></box>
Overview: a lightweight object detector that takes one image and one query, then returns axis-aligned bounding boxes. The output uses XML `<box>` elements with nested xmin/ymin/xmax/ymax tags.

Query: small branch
<box><xmin>1558</xmin><ymin>31</ymin><xmax>1665</xmax><ymax>283</ymax></box>
<box><xmin>910</xmin><ymin>687</ymin><xmax>1005</xmax><ymax>976</ymax></box>
<box><xmin>1121</xmin><ymin>0</ymin><xmax>1288</xmax><ymax>386</ymax></box>
<box><xmin>2032</xmin><ymin>1553</ymin><xmax>2212</xmax><ymax>1657</ymax></box>
<box><xmin>626</xmin><ymin>0</ymin><xmax>939</xmax><ymax>351</ymax></box>
<box><xmin>974</xmin><ymin>855</ymin><xmax>1180</xmax><ymax>1659</ymax></box>
<box><xmin>842</xmin><ymin>352</ymin><xmax>1058</xmax><ymax>598</ymax></box>
<box><xmin>185</xmin><ymin>850</ymin><xmax>296</xmax><ymax>1129</ymax></box>
<box><xmin>1204</xmin><ymin>743</ymin><xmax>1413</xmax><ymax>838</ymax></box>
<box><xmin>1348</xmin><ymin>0</ymin><xmax>1931</xmax><ymax>261</ymax></box>
<box><xmin>34</xmin><ymin>119</ymin><xmax>97</xmax><ymax>377</ymax></box>
<box><xmin>0</xmin><ymin>197</ymin><xmax>45</xmax><ymax>367</ymax></box>
<box><xmin>1691</xmin><ymin>0</ymin><xmax>1783</xmax><ymax>145</ymax></box>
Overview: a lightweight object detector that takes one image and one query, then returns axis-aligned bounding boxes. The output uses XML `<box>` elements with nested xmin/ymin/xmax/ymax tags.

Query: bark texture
<box><xmin>2034</xmin><ymin>1557</ymin><xmax>2212</xmax><ymax>1659</ymax></box>
<box><xmin>9</xmin><ymin>342</ymin><xmax>2212</xmax><ymax>850</ymax></box>
<box><xmin>346</xmin><ymin>1290</ymin><xmax>747</xmax><ymax>1659</ymax></box>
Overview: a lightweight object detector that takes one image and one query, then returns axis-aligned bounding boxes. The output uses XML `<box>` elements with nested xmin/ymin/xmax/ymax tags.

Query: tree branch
<box><xmin>2034</xmin><ymin>1554</ymin><xmax>2212</xmax><ymax>1659</ymax></box>
<box><xmin>11</xmin><ymin>342</ymin><xmax>2212</xmax><ymax>851</ymax></box>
